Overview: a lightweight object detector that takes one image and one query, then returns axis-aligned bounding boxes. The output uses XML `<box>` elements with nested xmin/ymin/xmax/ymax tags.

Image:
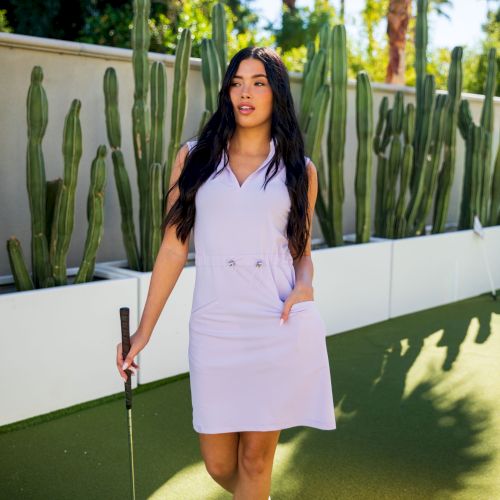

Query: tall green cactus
<box><xmin>489</xmin><ymin>130</ymin><xmax>500</xmax><ymax>226</ymax></box>
<box><xmin>50</xmin><ymin>99</ymin><xmax>83</xmax><ymax>286</ymax></box>
<box><xmin>131</xmin><ymin>0</ymin><xmax>152</xmax><ymax>271</ymax></box>
<box><xmin>405</xmin><ymin>74</ymin><xmax>435</xmax><ymax>235</ymax></box>
<box><xmin>326</xmin><ymin>24</ymin><xmax>347</xmax><ymax>246</ymax></box>
<box><xmin>197</xmin><ymin>2</ymin><xmax>225</xmax><ymax>136</ymax></box>
<box><xmin>212</xmin><ymin>2</ymin><xmax>227</xmax><ymax>79</ymax></box>
<box><xmin>148</xmin><ymin>162</ymin><xmax>164</xmax><ymax>267</ymax></box>
<box><xmin>355</xmin><ymin>71</ymin><xmax>374</xmax><ymax>243</ymax></box>
<box><xmin>457</xmin><ymin>47</ymin><xmax>497</xmax><ymax>229</ymax></box>
<box><xmin>198</xmin><ymin>38</ymin><xmax>222</xmax><ymax>136</ymax></box>
<box><xmin>6</xmin><ymin>237</ymin><xmax>34</xmax><ymax>291</ymax></box>
<box><xmin>479</xmin><ymin>47</ymin><xmax>497</xmax><ymax>224</ymax></box>
<box><xmin>413</xmin><ymin>0</ymin><xmax>428</xmax><ymax>181</ymax></box>
<box><xmin>103</xmin><ymin>67</ymin><xmax>140</xmax><ymax>271</ymax></box>
<box><xmin>74</xmin><ymin>145</ymin><xmax>107</xmax><ymax>284</ymax></box>
<box><xmin>26</xmin><ymin>66</ymin><xmax>53</xmax><ymax>288</ymax></box>
<box><xmin>431</xmin><ymin>46</ymin><xmax>463</xmax><ymax>233</ymax></box>
<box><xmin>384</xmin><ymin>91</ymin><xmax>404</xmax><ymax>238</ymax></box>
<box><xmin>7</xmin><ymin>67</ymin><xmax>107</xmax><ymax>291</ymax></box>
<box><xmin>300</xmin><ymin>23</ymin><xmax>347</xmax><ymax>248</ymax></box>
<box><xmin>415</xmin><ymin>93</ymin><xmax>446</xmax><ymax>235</ymax></box>
<box><xmin>103</xmin><ymin>0</ymin><xmax>192</xmax><ymax>272</ymax></box>
<box><xmin>165</xmin><ymin>27</ymin><xmax>192</xmax><ymax>193</ymax></box>
<box><xmin>373</xmin><ymin>96</ymin><xmax>389</xmax><ymax>236</ymax></box>
<box><xmin>394</xmin><ymin>103</ymin><xmax>415</xmax><ymax>238</ymax></box>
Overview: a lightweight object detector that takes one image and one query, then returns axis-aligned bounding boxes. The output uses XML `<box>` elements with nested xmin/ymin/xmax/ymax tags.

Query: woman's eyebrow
<box><xmin>232</xmin><ymin>74</ymin><xmax>268</xmax><ymax>79</ymax></box>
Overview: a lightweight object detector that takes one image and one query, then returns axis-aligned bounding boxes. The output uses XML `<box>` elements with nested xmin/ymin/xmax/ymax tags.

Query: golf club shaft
<box><xmin>119</xmin><ymin>307</ymin><xmax>136</xmax><ymax>500</ymax></box>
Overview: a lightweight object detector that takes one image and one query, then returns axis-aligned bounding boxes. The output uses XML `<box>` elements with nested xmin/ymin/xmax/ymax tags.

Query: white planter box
<box><xmin>0</xmin><ymin>268</ymin><xmax>138</xmax><ymax>427</ymax></box>
<box><xmin>312</xmin><ymin>237</ymin><xmax>393</xmax><ymax>335</ymax></box>
<box><xmin>95</xmin><ymin>260</ymin><xmax>196</xmax><ymax>385</ymax></box>
<box><xmin>390</xmin><ymin>225</ymin><xmax>500</xmax><ymax>318</ymax></box>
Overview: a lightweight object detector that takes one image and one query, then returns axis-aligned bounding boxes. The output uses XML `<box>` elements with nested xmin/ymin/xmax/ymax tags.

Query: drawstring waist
<box><xmin>194</xmin><ymin>251</ymin><xmax>293</xmax><ymax>267</ymax></box>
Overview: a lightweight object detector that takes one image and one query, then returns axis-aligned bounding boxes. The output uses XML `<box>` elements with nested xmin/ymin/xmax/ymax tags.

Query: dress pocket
<box><xmin>191</xmin><ymin>266</ymin><xmax>219</xmax><ymax>315</ymax></box>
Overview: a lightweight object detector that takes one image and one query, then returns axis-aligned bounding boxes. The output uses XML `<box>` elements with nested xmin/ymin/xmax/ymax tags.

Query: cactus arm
<box><xmin>212</xmin><ymin>2</ymin><xmax>227</xmax><ymax>80</ymax></box>
<box><xmin>26</xmin><ymin>66</ymin><xmax>53</xmax><ymax>288</ymax></box>
<box><xmin>354</xmin><ymin>71</ymin><xmax>374</xmax><ymax>243</ymax></box>
<box><xmin>49</xmin><ymin>99</ymin><xmax>83</xmax><ymax>286</ymax></box>
<box><xmin>149</xmin><ymin>163</ymin><xmax>164</xmax><ymax>267</ymax></box>
<box><xmin>165</xmin><ymin>27</ymin><xmax>192</xmax><ymax>196</ymax></box>
<box><xmin>132</xmin><ymin>0</ymin><xmax>151</xmax><ymax>271</ymax></box>
<box><xmin>327</xmin><ymin>24</ymin><xmax>347</xmax><ymax>246</ymax></box>
<box><xmin>7</xmin><ymin>237</ymin><xmax>35</xmax><ymax>291</ymax></box>
<box><xmin>489</xmin><ymin>135</ymin><xmax>500</xmax><ymax>225</ymax></box>
<box><xmin>74</xmin><ymin>145</ymin><xmax>107</xmax><ymax>284</ymax></box>
<box><xmin>103</xmin><ymin>66</ymin><xmax>140</xmax><ymax>271</ymax></box>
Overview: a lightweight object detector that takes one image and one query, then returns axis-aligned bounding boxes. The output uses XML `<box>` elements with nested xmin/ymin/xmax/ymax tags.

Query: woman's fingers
<box><xmin>116</xmin><ymin>343</ymin><xmax>127</xmax><ymax>381</ymax></box>
<box><xmin>116</xmin><ymin>342</ymin><xmax>141</xmax><ymax>383</ymax></box>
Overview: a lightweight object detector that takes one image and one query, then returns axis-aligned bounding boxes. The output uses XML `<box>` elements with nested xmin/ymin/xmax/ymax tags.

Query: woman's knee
<box><xmin>239</xmin><ymin>448</ymin><xmax>268</xmax><ymax>477</ymax></box>
<box><xmin>238</xmin><ymin>431</ymin><xmax>280</xmax><ymax>477</ymax></box>
<box><xmin>205</xmin><ymin>458</ymin><xmax>238</xmax><ymax>480</ymax></box>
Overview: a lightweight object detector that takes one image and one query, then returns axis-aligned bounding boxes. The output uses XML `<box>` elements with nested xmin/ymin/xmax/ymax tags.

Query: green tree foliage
<box><xmin>0</xmin><ymin>9</ymin><xmax>12</xmax><ymax>32</ymax></box>
<box><xmin>0</xmin><ymin>0</ymin><xmax>266</xmax><ymax>57</ymax></box>
<box><xmin>462</xmin><ymin>6</ymin><xmax>500</xmax><ymax>96</ymax></box>
<box><xmin>271</xmin><ymin>0</ymin><xmax>336</xmax><ymax>52</ymax></box>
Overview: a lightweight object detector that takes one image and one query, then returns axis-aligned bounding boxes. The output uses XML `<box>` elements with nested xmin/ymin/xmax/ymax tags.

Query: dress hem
<box><xmin>193</xmin><ymin>418</ymin><xmax>336</xmax><ymax>434</ymax></box>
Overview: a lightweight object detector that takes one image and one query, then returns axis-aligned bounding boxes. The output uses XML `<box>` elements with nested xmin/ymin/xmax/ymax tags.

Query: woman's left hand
<box><xmin>280</xmin><ymin>283</ymin><xmax>314</xmax><ymax>325</ymax></box>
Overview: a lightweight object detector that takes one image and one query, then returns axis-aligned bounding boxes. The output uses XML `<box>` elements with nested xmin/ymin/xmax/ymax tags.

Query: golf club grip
<box><xmin>119</xmin><ymin>307</ymin><xmax>133</xmax><ymax>410</ymax></box>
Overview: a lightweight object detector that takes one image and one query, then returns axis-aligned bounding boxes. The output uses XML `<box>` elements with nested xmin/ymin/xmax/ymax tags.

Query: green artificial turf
<box><xmin>1</xmin><ymin>291</ymin><xmax>499</xmax><ymax>499</ymax></box>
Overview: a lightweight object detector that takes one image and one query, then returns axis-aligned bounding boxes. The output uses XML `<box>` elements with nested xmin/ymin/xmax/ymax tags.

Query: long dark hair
<box><xmin>162</xmin><ymin>46</ymin><xmax>310</xmax><ymax>259</ymax></box>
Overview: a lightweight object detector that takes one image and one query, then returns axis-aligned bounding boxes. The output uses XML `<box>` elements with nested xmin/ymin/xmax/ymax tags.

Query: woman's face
<box><xmin>229</xmin><ymin>58</ymin><xmax>273</xmax><ymax>129</ymax></box>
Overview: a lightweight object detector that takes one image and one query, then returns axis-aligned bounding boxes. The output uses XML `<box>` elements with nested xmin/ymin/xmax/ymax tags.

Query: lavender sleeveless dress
<box><xmin>187</xmin><ymin>137</ymin><xmax>336</xmax><ymax>433</ymax></box>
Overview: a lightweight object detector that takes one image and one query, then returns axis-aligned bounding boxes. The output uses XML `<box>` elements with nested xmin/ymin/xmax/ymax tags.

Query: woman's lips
<box><xmin>238</xmin><ymin>106</ymin><xmax>255</xmax><ymax>115</ymax></box>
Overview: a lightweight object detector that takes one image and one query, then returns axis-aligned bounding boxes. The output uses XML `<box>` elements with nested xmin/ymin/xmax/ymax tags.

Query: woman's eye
<box><xmin>230</xmin><ymin>82</ymin><xmax>265</xmax><ymax>86</ymax></box>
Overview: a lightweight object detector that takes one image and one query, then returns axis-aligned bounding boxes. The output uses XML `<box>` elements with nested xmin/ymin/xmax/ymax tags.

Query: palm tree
<box><xmin>386</xmin><ymin>0</ymin><xmax>452</xmax><ymax>84</ymax></box>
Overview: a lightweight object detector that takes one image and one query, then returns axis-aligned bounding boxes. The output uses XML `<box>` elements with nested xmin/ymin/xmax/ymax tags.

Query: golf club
<box><xmin>120</xmin><ymin>306</ymin><xmax>136</xmax><ymax>500</ymax></box>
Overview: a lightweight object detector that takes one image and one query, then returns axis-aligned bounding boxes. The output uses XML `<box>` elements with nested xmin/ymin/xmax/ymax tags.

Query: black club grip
<box><xmin>119</xmin><ymin>307</ymin><xmax>133</xmax><ymax>410</ymax></box>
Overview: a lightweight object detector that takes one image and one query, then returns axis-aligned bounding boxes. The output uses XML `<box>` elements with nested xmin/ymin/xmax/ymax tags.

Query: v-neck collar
<box><xmin>221</xmin><ymin>137</ymin><xmax>276</xmax><ymax>190</ymax></box>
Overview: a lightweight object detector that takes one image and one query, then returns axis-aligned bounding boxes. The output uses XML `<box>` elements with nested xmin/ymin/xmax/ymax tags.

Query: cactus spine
<box><xmin>355</xmin><ymin>71</ymin><xmax>374</xmax><ymax>243</ymax></box>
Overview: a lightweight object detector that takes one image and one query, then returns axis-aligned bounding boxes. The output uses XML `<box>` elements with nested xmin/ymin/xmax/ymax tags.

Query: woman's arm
<box><xmin>118</xmin><ymin>143</ymin><xmax>191</xmax><ymax>379</ymax></box>
<box><xmin>282</xmin><ymin>160</ymin><xmax>317</xmax><ymax>322</ymax></box>
<box><xmin>136</xmin><ymin>143</ymin><xmax>191</xmax><ymax>341</ymax></box>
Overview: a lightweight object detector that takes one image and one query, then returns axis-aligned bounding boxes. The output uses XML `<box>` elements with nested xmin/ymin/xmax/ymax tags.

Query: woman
<box><xmin>116</xmin><ymin>46</ymin><xmax>336</xmax><ymax>499</ymax></box>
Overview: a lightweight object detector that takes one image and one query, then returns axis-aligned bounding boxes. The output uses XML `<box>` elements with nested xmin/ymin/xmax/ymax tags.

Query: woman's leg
<box><xmin>234</xmin><ymin>430</ymin><xmax>281</xmax><ymax>499</ymax></box>
<box><xmin>198</xmin><ymin>431</ymin><xmax>240</xmax><ymax>493</ymax></box>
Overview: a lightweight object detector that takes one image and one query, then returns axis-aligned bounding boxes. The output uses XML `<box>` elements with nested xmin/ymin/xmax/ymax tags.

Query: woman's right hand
<box><xmin>116</xmin><ymin>331</ymin><xmax>149</xmax><ymax>383</ymax></box>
